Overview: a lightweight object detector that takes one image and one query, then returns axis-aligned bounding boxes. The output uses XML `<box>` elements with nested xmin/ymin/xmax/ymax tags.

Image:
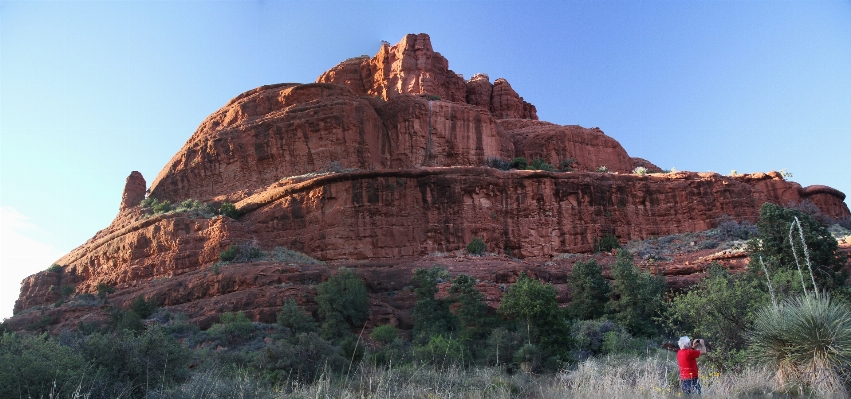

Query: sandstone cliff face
<box><xmin>501</xmin><ymin>120</ymin><xmax>635</xmax><ymax>173</ymax></box>
<box><xmin>9</xmin><ymin>32</ymin><xmax>850</xmax><ymax>332</ymax></box>
<box><xmin>147</xmin><ymin>84</ymin><xmax>515</xmax><ymax>203</ymax></box>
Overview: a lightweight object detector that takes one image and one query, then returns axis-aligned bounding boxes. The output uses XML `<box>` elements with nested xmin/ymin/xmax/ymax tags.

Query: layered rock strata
<box><xmin>9</xmin><ymin>32</ymin><xmax>850</xmax><ymax>332</ymax></box>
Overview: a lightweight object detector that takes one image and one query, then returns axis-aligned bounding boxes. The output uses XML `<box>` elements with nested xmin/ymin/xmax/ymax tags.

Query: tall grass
<box><xmin>142</xmin><ymin>356</ymin><xmax>778</xmax><ymax>399</ymax></box>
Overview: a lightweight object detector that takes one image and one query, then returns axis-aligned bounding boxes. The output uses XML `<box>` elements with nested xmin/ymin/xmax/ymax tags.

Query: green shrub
<box><xmin>566</xmin><ymin>259</ymin><xmax>610</xmax><ymax>320</ymax></box>
<box><xmin>411</xmin><ymin>267</ymin><xmax>457</xmax><ymax>343</ymax></box>
<box><xmin>370</xmin><ymin>324</ymin><xmax>399</xmax><ymax>344</ymax></box>
<box><xmin>606</xmin><ymin>250</ymin><xmax>665</xmax><ymax>337</ymax></box>
<box><xmin>485</xmin><ymin>157</ymin><xmax>513</xmax><ymax>171</ymax></box>
<box><xmin>152</xmin><ymin>199</ymin><xmax>173</xmax><ymax>214</ymax></box>
<box><xmin>81</xmin><ymin>327</ymin><xmax>191</xmax><ymax>397</ymax></box>
<box><xmin>596</xmin><ymin>166</ymin><xmax>609</xmax><ymax>173</ymax></box>
<box><xmin>129</xmin><ymin>295</ymin><xmax>158</xmax><ymax>319</ymax></box>
<box><xmin>511</xmin><ymin>157</ymin><xmax>528</xmax><ymax>170</ymax></box>
<box><xmin>276</xmin><ymin>299</ymin><xmax>317</xmax><ymax>334</ymax></box>
<box><xmin>207</xmin><ymin>312</ymin><xmax>255</xmax><ymax>345</ymax></box>
<box><xmin>316</xmin><ymin>268</ymin><xmax>369</xmax><ymax>340</ymax></box>
<box><xmin>632</xmin><ymin>166</ymin><xmax>647</xmax><ymax>176</ymax></box>
<box><xmin>0</xmin><ymin>332</ymin><xmax>88</xmax><ymax>399</ymax></box>
<box><xmin>594</xmin><ymin>233</ymin><xmax>621</xmax><ymax>253</ymax></box>
<box><xmin>750</xmin><ymin>294</ymin><xmax>851</xmax><ymax>394</ymax></box>
<box><xmin>109</xmin><ymin>308</ymin><xmax>145</xmax><ymax>332</ymax></box>
<box><xmin>414</xmin><ymin>334</ymin><xmax>467</xmax><ymax>367</ymax></box>
<box><xmin>528</xmin><ymin>157</ymin><xmax>555</xmax><ymax>171</ymax></box>
<box><xmin>258</xmin><ymin>332</ymin><xmax>347</xmax><ymax>383</ymax></box>
<box><xmin>96</xmin><ymin>282</ymin><xmax>114</xmax><ymax>301</ymax></box>
<box><xmin>219</xmin><ymin>244</ymin><xmax>239</xmax><ymax>262</ymax></box>
<box><xmin>60</xmin><ymin>284</ymin><xmax>75</xmax><ymax>297</ymax></box>
<box><xmin>449</xmin><ymin>274</ymin><xmax>496</xmax><ymax>341</ymax></box>
<box><xmin>748</xmin><ymin>203</ymin><xmax>847</xmax><ymax>296</ymax></box>
<box><xmin>425</xmin><ymin>94</ymin><xmax>441</xmax><ymax>101</ymax></box>
<box><xmin>46</xmin><ymin>264</ymin><xmax>62</xmax><ymax>273</ymax></box>
<box><xmin>219</xmin><ymin>202</ymin><xmax>239</xmax><ymax>219</ymax></box>
<box><xmin>559</xmin><ymin>158</ymin><xmax>576</xmax><ymax>172</ymax></box>
<box><xmin>666</xmin><ymin>264</ymin><xmax>768</xmax><ymax>370</ymax></box>
<box><xmin>466</xmin><ymin>237</ymin><xmax>486</xmax><ymax>255</ymax></box>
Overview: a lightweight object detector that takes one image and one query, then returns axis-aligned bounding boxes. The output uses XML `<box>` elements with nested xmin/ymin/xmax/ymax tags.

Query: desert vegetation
<box><xmin>3</xmin><ymin>203</ymin><xmax>850</xmax><ymax>398</ymax></box>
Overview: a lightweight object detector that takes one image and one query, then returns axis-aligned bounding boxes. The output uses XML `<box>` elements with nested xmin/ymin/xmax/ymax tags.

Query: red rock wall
<box><xmin>147</xmin><ymin>84</ymin><xmax>515</xmax><ymax>203</ymax></box>
<box><xmin>501</xmin><ymin>120</ymin><xmax>635</xmax><ymax>173</ymax></box>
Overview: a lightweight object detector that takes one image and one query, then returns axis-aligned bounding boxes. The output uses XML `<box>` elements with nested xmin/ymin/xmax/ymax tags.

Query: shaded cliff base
<box><xmin>6</xmin><ymin>223</ymin><xmax>849</xmax><ymax>334</ymax></box>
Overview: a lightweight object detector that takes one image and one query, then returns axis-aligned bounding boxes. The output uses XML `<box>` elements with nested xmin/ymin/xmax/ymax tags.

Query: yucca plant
<box><xmin>750</xmin><ymin>293</ymin><xmax>851</xmax><ymax>395</ymax></box>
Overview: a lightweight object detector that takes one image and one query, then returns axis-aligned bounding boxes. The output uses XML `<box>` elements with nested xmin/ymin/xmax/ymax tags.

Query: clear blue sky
<box><xmin>2</xmin><ymin>1</ymin><xmax>850</xmax><ymax>319</ymax></box>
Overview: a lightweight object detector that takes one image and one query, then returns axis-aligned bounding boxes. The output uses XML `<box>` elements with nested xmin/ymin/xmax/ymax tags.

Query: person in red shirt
<box><xmin>677</xmin><ymin>336</ymin><xmax>707</xmax><ymax>395</ymax></box>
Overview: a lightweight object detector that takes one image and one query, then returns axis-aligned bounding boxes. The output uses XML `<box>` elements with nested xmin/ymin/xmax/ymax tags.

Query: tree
<box><xmin>277</xmin><ymin>298</ymin><xmax>317</xmax><ymax>334</ymax></box>
<box><xmin>606</xmin><ymin>250</ymin><xmax>665</xmax><ymax>337</ymax></box>
<box><xmin>316</xmin><ymin>268</ymin><xmax>369</xmax><ymax>340</ymax></box>
<box><xmin>499</xmin><ymin>273</ymin><xmax>571</xmax><ymax>359</ymax></box>
<box><xmin>666</xmin><ymin>264</ymin><xmax>768</xmax><ymax>369</ymax></box>
<box><xmin>566</xmin><ymin>259</ymin><xmax>610</xmax><ymax>320</ymax></box>
<box><xmin>748</xmin><ymin>203</ymin><xmax>848</xmax><ymax>296</ymax></box>
<box><xmin>411</xmin><ymin>267</ymin><xmax>457</xmax><ymax>343</ymax></box>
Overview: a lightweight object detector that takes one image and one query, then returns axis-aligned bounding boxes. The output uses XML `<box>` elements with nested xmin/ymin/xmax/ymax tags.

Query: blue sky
<box><xmin>2</xmin><ymin>0</ymin><xmax>850</xmax><ymax>319</ymax></box>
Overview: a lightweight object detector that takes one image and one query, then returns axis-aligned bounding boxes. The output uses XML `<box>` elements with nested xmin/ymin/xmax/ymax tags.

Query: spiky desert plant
<box><xmin>749</xmin><ymin>293</ymin><xmax>851</xmax><ymax>395</ymax></box>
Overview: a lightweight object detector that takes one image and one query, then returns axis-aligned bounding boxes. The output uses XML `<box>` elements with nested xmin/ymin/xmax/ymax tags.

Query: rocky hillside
<box><xmin>7</xmin><ymin>33</ymin><xmax>849</xmax><ymax>332</ymax></box>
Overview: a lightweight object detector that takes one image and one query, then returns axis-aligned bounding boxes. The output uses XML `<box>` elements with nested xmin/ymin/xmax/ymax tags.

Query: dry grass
<box><xmin>148</xmin><ymin>355</ymin><xmax>790</xmax><ymax>399</ymax></box>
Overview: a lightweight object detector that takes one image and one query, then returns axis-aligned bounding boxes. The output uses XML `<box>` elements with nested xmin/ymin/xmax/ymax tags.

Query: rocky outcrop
<box><xmin>501</xmin><ymin>120</ymin><xmax>634</xmax><ymax>173</ymax></box>
<box><xmin>733</xmin><ymin>173</ymin><xmax>850</xmax><ymax>220</ymax></box>
<box><xmin>119</xmin><ymin>171</ymin><xmax>146</xmax><ymax>211</ymax></box>
<box><xmin>317</xmin><ymin>34</ymin><xmax>537</xmax><ymax>120</ymax></box>
<box><xmin>9</xmin><ymin>32</ymin><xmax>850</xmax><ymax>333</ymax></box>
<box><xmin>147</xmin><ymin>85</ymin><xmax>515</xmax><ymax>203</ymax></box>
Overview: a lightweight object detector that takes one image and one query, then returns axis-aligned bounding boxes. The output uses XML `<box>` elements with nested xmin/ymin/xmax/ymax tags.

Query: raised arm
<box><xmin>693</xmin><ymin>339</ymin><xmax>707</xmax><ymax>354</ymax></box>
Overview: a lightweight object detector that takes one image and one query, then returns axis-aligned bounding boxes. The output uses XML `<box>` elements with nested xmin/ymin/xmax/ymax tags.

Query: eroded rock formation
<box><xmin>9</xmin><ymin>33</ymin><xmax>849</xmax><ymax>332</ymax></box>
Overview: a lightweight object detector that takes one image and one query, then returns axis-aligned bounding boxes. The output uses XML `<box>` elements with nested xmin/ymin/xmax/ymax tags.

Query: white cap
<box><xmin>678</xmin><ymin>336</ymin><xmax>691</xmax><ymax>349</ymax></box>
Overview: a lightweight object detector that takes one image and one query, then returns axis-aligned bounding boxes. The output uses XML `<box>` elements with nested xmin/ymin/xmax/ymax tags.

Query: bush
<box><xmin>129</xmin><ymin>295</ymin><xmax>158</xmax><ymax>319</ymax></box>
<box><xmin>666</xmin><ymin>264</ymin><xmax>768</xmax><ymax>370</ymax></box>
<box><xmin>258</xmin><ymin>332</ymin><xmax>347</xmax><ymax>383</ymax></box>
<box><xmin>0</xmin><ymin>332</ymin><xmax>88</xmax><ymax>399</ymax></box>
<box><xmin>499</xmin><ymin>273</ymin><xmax>572</xmax><ymax>361</ymax></box>
<box><xmin>559</xmin><ymin>158</ymin><xmax>576</xmax><ymax>172</ymax></box>
<box><xmin>566</xmin><ymin>259</ymin><xmax>610</xmax><ymax>320</ymax></box>
<box><xmin>81</xmin><ymin>327</ymin><xmax>191</xmax><ymax>397</ymax></box>
<box><xmin>750</xmin><ymin>294</ymin><xmax>851</xmax><ymax>395</ymax></box>
<box><xmin>96</xmin><ymin>282</ymin><xmax>114</xmax><ymax>301</ymax></box>
<box><xmin>414</xmin><ymin>334</ymin><xmax>467</xmax><ymax>367</ymax></box>
<box><xmin>593</xmin><ymin>233</ymin><xmax>621</xmax><ymax>253</ymax></box>
<box><xmin>606</xmin><ymin>250</ymin><xmax>665</xmax><ymax>337</ymax></box>
<box><xmin>411</xmin><ymin>267</ymin><xmax>457</xmax><ymax>343</ymax></box>
<box><xmin>485</xmin><ymin>157</ymin><xmax>513</xmax><ymax>171</ymax></box>
<box><xmin>466</xmin><ymin>237</ymin><xmax>486</xmax><ymax>255</ymax></box>
<box><xmin>207</xmin><ymin>312</ymin><xmax>254</xmax><ymax>345</ymax></box>
<box><xmin>219</xmin><ymin>202</ymin><xmax>239</xmax><ymax>219</ymax></box>
<box><xmin>528</xmin><ymin>157</ymin><xmax>555</xmax><ymax>171</ymax></box>
<box><xmin>632</xmin><ymin>166</ymin><xmax>647</xmax><ymax>176</ymax></box>
<box><xmin>47</xmin><ymin>264</ymin><xmax>62</xmax><ymax>273</ymax></box>
<box><xmin>276</xmin><ymin>299</ymin><xmax>317</xmax><ymax>334</ymax></box>
<box><xmin>316</xmin><ymin>268</ymin><xmax>369</xmax><ymax>340</ymax></box>
<box><xmin>716</xmin><ymin>215</ymin><xmax>758</xmax><ymax>240</ymax></box>
<box><xmin>370</xmin><ymin>324</ymin><xmax>399</xmax><ymax>344</ymax></box>
<box><xmin>219</xmin><ymin>244</ymin><xmax>239</xmax><ymax>262</ymax></box>
<box><xmin>596</xmin><ymin>166</ymin><xmax>609</xmax><ymax>173</ymax></box>
<box><xmin>511</xmin><ymin>157</ymin><xmax>528</xmax><ymax>170</ymax></box>
<box><xmin>747</xmin><ymin>203</ymin><xmax>847</xmax><ymax>295</ymax></box>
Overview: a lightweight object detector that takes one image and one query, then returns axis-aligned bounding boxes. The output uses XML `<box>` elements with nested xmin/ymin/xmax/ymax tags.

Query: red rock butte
<box><xmin>9</xmin><ymin>33</ymin><xmax>849</xmax><ymax>331</ymax></box>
